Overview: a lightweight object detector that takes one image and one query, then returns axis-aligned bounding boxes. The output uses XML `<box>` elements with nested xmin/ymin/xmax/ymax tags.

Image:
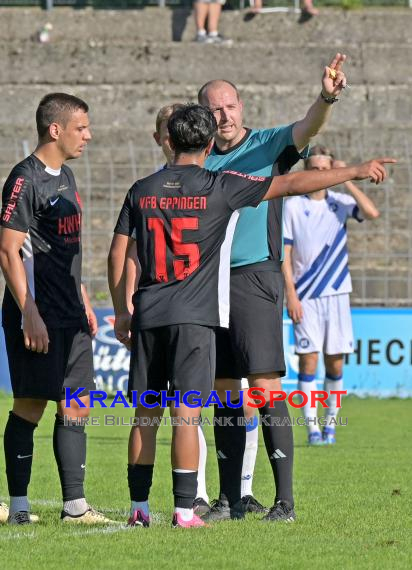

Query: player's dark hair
<box><xmin>197</xmin><ymin>80</ymin><xmax>240</xmax><ymax>105</ymax></box>
<box><xmin>36</xmin><ymin>93</ymin><xmax>89</xmax><ymax>139</ymax></box>
<box><xmin>304</xmin><ymin>144</ymin><xmax>334</xmax><ymax>167</ymax></box>
<box><xmin>167</xmin><ymin>104</ymin><xmax>217</xmax><ymax>156</ymax></box>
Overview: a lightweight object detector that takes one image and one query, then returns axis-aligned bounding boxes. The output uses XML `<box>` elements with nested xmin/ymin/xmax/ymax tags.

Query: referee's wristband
<box><xmin>320</xmin><ymin>91</ymin><xmax>339</xmax><ymax>104</ymax></box>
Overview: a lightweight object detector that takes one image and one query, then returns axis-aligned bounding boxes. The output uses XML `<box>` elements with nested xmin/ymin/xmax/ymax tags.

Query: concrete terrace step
<box><xmin>1</xmin><ymin>85</ymin><xmax>412</xmax><ymax>141</ymax></box>
<box><xmin>0</xmin><ymin>7</ymin><xmax>411</xmax><ymax>45</ymax></box>
<box><xmin>0</xmin><ymin>40</ymin><xmax>411</xmax><ymax>86</ymax></box>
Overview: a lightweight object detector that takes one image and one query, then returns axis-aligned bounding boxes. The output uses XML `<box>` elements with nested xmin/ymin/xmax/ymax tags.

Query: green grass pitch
<box><xmin>0</xmin><ymin>393</ymin><xmax>410</xmax><ymax>569</ymax></box>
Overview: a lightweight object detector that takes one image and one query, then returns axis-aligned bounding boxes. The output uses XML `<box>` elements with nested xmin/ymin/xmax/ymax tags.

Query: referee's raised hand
<box><xmin>322</xmin><ymin>52</ymin><xmax>347</xmax><ymax>98</ymax></box>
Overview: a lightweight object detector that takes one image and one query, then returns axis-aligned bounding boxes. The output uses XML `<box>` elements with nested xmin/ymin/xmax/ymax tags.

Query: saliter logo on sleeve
<box><xmin>2</xmin><ymin>177</ymin><xmax>25</xmax><ymax>222</ymax></box>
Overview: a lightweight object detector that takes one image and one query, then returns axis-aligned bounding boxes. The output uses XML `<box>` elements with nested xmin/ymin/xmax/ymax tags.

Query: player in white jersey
<box><xmin>282</xmin><ymin>145</ymin><xmax>380</xmax><ymax>445</ymax></box>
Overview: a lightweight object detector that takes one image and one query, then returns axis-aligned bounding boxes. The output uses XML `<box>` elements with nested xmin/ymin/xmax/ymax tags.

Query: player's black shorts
<box><xmin>215</xmin><ymin>269</ymin><xmax>285</xmax><ymax>379</ymax></box>
<box><xmin>3</xmin><ymin>324</ymin><xmax>95</xmax><ymax>402</ymax></box>
<box><xmin>128</xmin><ymin>323</ymin><xmax>215</xmax><ymax>407</ymax></box>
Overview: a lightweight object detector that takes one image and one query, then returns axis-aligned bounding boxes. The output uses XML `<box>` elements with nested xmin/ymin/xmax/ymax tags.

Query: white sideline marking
<box><xmin>148</xmin><ymin>512</ymin><xmax>165</xmax><ymax>524</ymax></box>
<box><xmin>0</xmin><ymin>531</ymin><xmax>36</xmax><ymax>541</ymax></box>
<box><xmin>0</xmin><ymin>502</ymin><xmax>167</xmax><ymax>530</ymax></box>
<box><xmin>92</xmin><ymin>507</ymin><xmax>128</xmax><ymax>515</ymax></box>
<box><xmin>67</xmin><ymin>511</ymin><xmax>166</xmax><ymax>534</ymax></box>
<box><xmin>1</xmin><ymin>497</ymin><xmax>129</xmax><ymax>511</ymax></box>
<box><xmin>29</xmin><ymin>499</ymin><xmax>61</xmax><ymax>507</ymax></box>
<box><xmin>0</xmin><ymin>497</ymin><xmax>62</xmax><ymax>508</ymax></box>
<box><xmin>69</xmin><ymin>525</ymin><xmax>130</xmax><ymax>537</ymax></box>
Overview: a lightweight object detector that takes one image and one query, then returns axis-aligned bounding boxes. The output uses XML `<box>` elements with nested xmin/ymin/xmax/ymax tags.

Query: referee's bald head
<box><xmin>198</xmin><ymin>80</ymin><xmax>240</xmax><ymax>106</ymax></box>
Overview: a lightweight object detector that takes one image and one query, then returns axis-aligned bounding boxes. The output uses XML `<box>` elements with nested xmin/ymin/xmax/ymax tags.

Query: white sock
<box><xmin>9</xmin><ymin>496</ymin><xmax>29</xmax><ymax>515</ymax></box>
<box><xmin>131</xmin><ymin>500</ymin><xmax>149</xmax><ymax>517</ymax></box>
<box><xmin>63</xmin><ymin>497</ymin><xmax>88</xmax><ymax>516</ymax></box>
<box><xmin>241</xmin><ymin>415</ymin><xmax>258</xmax><ymax>497</ymax></box>
<box><xmin>208</xmin><ymin>31</ymin><xmax>218</xmax><ymax>37</ymax></box>
<box><xmin>196</xmin><ymin>425</ymin><xmax>209</xmax><ymax>503</ymax></box>
<box><xmin>324</xmin><ymin>375</ymin><xmax>343</xmax><ymax>427</ymax></box>
<box><xmin>174</xmin><ymin>507</ymin><xmax>194</xmax><ymax>521</ymax></box>
<box><xmin>298</xmin><ymin>374</ymin><xmax>319</xmax><ymax>434</ymax></box>
<box><xmin>197</xmin><ymin>29</ymin><xmax>206</xmax><ymax>36</ymax></box>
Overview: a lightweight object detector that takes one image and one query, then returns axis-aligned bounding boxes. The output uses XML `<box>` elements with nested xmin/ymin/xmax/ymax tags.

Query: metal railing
<box><xmin>0</xmin><ymin>1</ymin><xmax>410</xmax><ymax>8</ymax></box>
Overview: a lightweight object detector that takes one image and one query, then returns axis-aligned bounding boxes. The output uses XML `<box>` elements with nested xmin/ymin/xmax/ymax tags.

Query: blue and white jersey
<box><xmin>283</xmin><ymin>191</ymin><xmax>363</xmax><ymax>300</ymax></box>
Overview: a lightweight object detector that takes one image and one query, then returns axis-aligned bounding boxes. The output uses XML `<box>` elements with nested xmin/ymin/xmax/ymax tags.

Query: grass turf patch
<box><xmin>0</xmin><ymin>394</ymin><xmax>410</xmax><ymax>569</ymax></box>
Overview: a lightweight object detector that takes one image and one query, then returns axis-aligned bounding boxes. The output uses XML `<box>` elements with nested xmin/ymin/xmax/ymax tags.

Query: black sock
<box><xmin>4</xmin><ymin>411</ymin><xmax>37</xmax><ymax>496</ymax></box>
<box><xmin>214</xmin><ymin>402</ymin><xmax>245</xmax><ymax>506</ymax></box>
<box><xmin>53</xmin><ymin>414</ymin><xmax>86</xmax><ymax>501</ymax></box>
<box><xmin>172</xmin><ymin>470</ymin><xmax>197</xmax><ymax>509</ymax></box>
<box><xmin>258</xmin><ymin>400</ymin><xmax>294</xmax><ymax>506</ymax></box>
<box><xmin>128</xmin><ymin>464</ymin><xmax>154</xmax><ymax>502</ymax></box>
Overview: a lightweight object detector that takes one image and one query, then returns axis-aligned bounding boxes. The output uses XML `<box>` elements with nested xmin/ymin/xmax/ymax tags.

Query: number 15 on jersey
<box><xmin>148</xmin><ymin>217</ymin><xmax>200</xmax><ymax>282</ymax></box>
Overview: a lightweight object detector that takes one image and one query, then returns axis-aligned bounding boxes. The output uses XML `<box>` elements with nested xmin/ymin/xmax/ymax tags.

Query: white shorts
<box><xmin>294</xmin><ymin>294</ymin><xmax>354</xmax><ymax>355</ymax></box>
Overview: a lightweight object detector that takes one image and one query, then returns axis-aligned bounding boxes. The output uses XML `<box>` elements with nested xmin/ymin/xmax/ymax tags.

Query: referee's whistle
<box><xmin>329</xmin><ymin>68</ymin><xmax>350</xmax><ymax>89</ymax></box>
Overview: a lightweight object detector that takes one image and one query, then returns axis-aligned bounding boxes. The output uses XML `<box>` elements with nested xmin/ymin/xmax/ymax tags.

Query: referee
<box><xmin>197</xmin><ymin>54</ymin><xmax>353</xmax><ymax>522</ymax></box>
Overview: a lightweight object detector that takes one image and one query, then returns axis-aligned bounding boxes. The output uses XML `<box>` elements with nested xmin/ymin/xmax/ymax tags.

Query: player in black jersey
<box><xmin>108</xmin><ymin>103</ymin><xmax>394</xmax><ymax>528</ymax></box>
<box><xmin>0</xmin><ymin>93</ymin><xmax>113</xmax><ymax>525</ymax></box>
<box><xmin>112</xmin><ymin>102</ymin><xmax>212</xmax><ymax>518</ymax></box>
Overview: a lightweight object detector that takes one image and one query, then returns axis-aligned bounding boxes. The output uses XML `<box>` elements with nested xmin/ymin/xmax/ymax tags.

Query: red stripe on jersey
<box><xmin>223</xmin><ymin>170</ymin><xmax>266</xmax><ymax>182</ymax></box>
<box><xmin>75</xmin><ymin>191</ymin><xmax>83</xmax><ymax>208</ymax></box>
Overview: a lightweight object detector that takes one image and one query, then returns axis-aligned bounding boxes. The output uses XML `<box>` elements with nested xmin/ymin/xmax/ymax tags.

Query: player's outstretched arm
<box><xmin>0</xmin><ymin>227</ymin><xmax>49</xmax><ymax>353</ymax></box>
<box><xmin>333</xmin><ymin>159</ymin><xmax>380</xmax><ymax>220</ymax></box>
<box><xmin>108</xmin><ymin>233</ymin><xmax>132</xmax><ymax>349</ymax></box>
<box><xmin>292</xmin><ymin>53</ymin><xmax>347</xmax><ymax>151</ymax></box>
<box><xmin>262</xmin><ymin>158</ymin><xmax>397</xmax><ymax>201</ymax></box>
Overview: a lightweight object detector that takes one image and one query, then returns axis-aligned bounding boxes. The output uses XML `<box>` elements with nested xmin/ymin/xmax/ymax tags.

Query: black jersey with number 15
<box><xmin>114</xmin><ymin>164</ymin><xmax>271</xmax><ymax>330</ymax></box>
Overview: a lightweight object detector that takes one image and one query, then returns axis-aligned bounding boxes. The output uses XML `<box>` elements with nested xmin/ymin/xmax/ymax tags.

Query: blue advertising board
<box><xmin>1</xmin><ymin>308</ymin><xmax>411</xmax><ymax>397</ymax></box>
<box><xmin>283</xmin><ymin>308</ymin><xmax>412</xmax><ymax>398</ymax></box>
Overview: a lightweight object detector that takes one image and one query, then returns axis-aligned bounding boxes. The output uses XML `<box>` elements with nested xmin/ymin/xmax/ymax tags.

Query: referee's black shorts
<box><xmin>3</xmin><ymin>324</ymin><xmax>95</xmax><ymax>402</ymax></box>
<box><xmin>215</xmin><ymin>269</ymin><xmax>285</xmax><ymax>379</ymax></box>
<box><xmin>128</xmin><ymin>323</ymin><xmax>215</xmax><ymax>407</ymax></box>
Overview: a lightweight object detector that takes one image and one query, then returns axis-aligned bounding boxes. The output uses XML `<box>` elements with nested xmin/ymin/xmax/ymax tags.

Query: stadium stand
<box><xmin>0</xmin><ymin>4</ymin><xmax>411</xmax><ymax>305</ymax></box>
